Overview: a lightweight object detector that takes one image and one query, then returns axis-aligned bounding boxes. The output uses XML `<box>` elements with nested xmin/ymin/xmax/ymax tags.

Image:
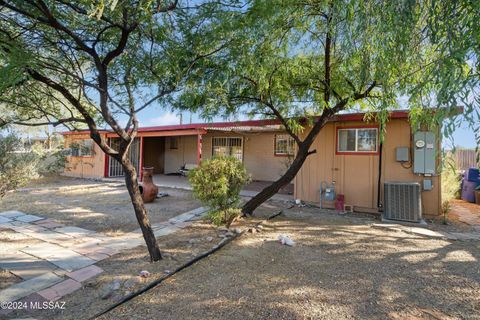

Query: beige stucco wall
<box><xmin>201</xmin><ymin>131</ymin><xmax>289</xmax><ymax>182</ymax></box>
<box><xmin>163</xmin><ymin>135</ymin><xmax>198</xmax><ymax>174</ymax></box>
<box><xmin>295</xmin><ymin>119</ymin><xmax>441</xmax><ymax>216</ymax></box>
<box><xmin>63</xmin><ymin>133</ymin><xmax>106</xmax><ymax>179</ymax></box>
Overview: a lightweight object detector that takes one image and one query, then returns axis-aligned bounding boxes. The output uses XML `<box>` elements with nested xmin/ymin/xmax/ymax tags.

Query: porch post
<box><xmin>197</xmin><ymin>132</ymin><xmax>202</xmax><ymax>165</ymax></box>
<box><xmin>103</xmin><ymin>137</ymin><xmax>109</xmax><ymax>178</ymax></box>
<box><xmin>139</xmin><ymin>136</ymin><xmax>144</xmax><ymax>182</ymax></box>
<box><xmin>103</xmin><ymin>154</ymin><xmax>109</xmax><ymax>178</ymax></box>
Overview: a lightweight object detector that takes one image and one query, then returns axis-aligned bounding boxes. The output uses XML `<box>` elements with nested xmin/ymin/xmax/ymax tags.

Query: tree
<box><xmin>0</xmin><ymin>0</ymin><xmax>224</xmax><ymax>261</ymax></box>
<box><xmin>177</xmin><ymin>0</ymin><xmax>479</xmax><ymax>215</ymax></box>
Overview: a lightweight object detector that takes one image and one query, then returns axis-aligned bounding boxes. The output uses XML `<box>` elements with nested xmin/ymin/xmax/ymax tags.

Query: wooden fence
<box><xmin>446</xmin><ymin>149</ymin><xmax>479</xmax><ymax>171</ymax></box>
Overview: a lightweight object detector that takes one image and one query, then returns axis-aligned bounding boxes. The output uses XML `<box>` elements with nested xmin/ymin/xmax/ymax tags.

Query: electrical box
<box><xmin>413</xmin><ymin>131</ymin><xmax>436</xmax><ymax>175</ymax></box>
<box><xmin>396</xmin><ymin>147</ymin><xmax>409</xmax><ymax>162</ymax></box>
<box><xmin>423</xmin><ymin>179</ymin><xmax>433</xmax><ymax>191</ymax></box>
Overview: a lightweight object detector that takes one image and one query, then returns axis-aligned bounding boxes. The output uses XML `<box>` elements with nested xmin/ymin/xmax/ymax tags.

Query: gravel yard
<box><xmin>2</xmin><ymin>177</ymin><xmax>479</xmax><ymax>319</ymax></box>
<box><xmin>0</xmin><ymin>176</ymin><xmax>201</xmax><ymax>235</ymax></box>
<box><xmin>99</xmin><ymin>207</ymin><xmax>480</xmax><ymax>320</ymax></box>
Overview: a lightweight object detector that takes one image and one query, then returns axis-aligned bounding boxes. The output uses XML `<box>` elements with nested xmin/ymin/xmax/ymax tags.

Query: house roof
<box><xmin>61</xmin><ymin>110</ymin><xmax>411</xmax><ymax>136</ymax></box>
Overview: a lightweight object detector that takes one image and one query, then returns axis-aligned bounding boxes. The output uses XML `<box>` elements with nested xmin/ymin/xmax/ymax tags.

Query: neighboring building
<box><xmin>62</xmin><ymin>110</ymin><xmax>443</xmax><ymax>216</ymax></box>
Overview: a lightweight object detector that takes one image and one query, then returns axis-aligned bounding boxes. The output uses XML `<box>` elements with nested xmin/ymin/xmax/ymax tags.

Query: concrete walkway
<box><xmin>0</xmin><ymin>208</ymin><xmax>207</xmax><ymax>317</ymax></box>
<box><xmin>372</xmin><ymin>222</ymin><xmax>480</xmax><ymax>241</ymax></box>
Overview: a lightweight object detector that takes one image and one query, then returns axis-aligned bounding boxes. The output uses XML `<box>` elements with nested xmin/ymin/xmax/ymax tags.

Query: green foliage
<box><xmin>189</xmin><ymin>157</ymin><xmax>251</xmax><ymax>226</ymax></box>
<box><xmin>0</xmin><ymin>135</ymin><xmax>39</xmax><ymax>198</ymax></box>
<box><xmin>31</xmin><ymin>144</ymin><xmax>69</xmax><ymax>175</ymax></box>
<box><xmin>207</xmin><ymin>208</ymin><xmax>242</xmax><ymax>228</ymax></box>
<box><xmin>176</xmin><ymin>0</ymin><xmax>478</xmax><ymax>142</ymax></box>
<box><xmin>441</xmin><ymin>154</ymin><xmax>463</xmax><ymax>201</ymax></box>
<box><xmin>441</xmin><ymin>200</ymin><xmax>451</xmax><ymax>225</ymax></box>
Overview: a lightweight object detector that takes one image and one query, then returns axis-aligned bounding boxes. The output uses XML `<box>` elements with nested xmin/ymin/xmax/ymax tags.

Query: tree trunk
<box><xmin>242</xmin><ymin>114</ymin><xmax>333</xmax><ymax>215</ymax></box>
<box><xmin>122</xmin><ymin>159</ymin><xmax>162</xmax><ymax>261</ymax></box>
<box><xmin>242</xmin><ymin>142</ymin><xmax>312</xmax><ymax>215</ymax></box>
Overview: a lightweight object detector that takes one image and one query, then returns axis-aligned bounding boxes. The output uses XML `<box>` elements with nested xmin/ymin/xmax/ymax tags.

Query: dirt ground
<box><xmin>5</xmin><ymin>204</ymin><xmax>281</xmax><ymax>320</ymax></box>
<box><xmin>94</xmin><ymin>207</ymin><xmax>480</xmax><ymax>320</ymax></box>
<box><xmin>0</xmin><ymin>176</ymin><xmax>201</xmax><ymax>235</ymax></box>
<box><xmin>2</xmin><ymin>177</ymin><xmax>480</xmax><ymax>319</ymax></box>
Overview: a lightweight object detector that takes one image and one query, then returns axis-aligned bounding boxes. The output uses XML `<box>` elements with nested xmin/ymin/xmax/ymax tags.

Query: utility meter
<box><xmin>413</xmin><ymin>131</ymin><xmax>436</xmax><ymax>175</ymax></box>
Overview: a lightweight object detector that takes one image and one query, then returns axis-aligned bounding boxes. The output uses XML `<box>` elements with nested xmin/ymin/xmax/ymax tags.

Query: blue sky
<box><xmin>134</xmin><ymin>106</ymin><xmax>478</xmax><ymax>149</ymax></box>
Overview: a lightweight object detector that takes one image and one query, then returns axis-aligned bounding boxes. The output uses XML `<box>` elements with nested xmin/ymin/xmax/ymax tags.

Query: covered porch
<box><xmin>105</xmin><ymin>174</ymin><xmax>294</xmax><ymax>202</ymax></box>
<box><xmin>104</xmin><ymin>128</ymin><xmax>205</xmax><ymax>179</ymax></box>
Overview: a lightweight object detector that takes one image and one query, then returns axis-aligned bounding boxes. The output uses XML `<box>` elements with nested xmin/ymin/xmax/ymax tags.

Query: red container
<box><xmin>335</xmin><ymin>194</ymin><xmax>345</xmax><ymax>211</ymax></box>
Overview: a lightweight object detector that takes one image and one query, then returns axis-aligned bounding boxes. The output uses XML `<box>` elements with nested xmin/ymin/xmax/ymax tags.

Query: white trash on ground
<box><xmin>278</xmin><ymin>234</ymin><xmax>295</xmax><ymax>246</ymax></box>
<box><xmin>139</xmin><ymin>270</ymin><xmax>151</xmax><ymax>278</ymax></box>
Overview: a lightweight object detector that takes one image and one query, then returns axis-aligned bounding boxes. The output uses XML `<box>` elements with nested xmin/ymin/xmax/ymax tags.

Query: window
<box><xmin>337</xmin><ymin>127</ymin><xmax>378</xmax><ymax>153</ymax></box>
<box><xmin>212</xmin><ymin>137</ymin><xmax>243</xmax><ymax>161</ymax></box>
<box><xmin>69</xmin><ymin>139</ymin><xmax>94</xmax><ymax>157</ymax></box>
<box><xmin>169</xmin><ymin>137</ymin><xmax>178</xmax><ymax>150</ymax></box>
<box><xmin>274</xmin><ymin>134</ymin><xmax>295</xmax><ymax>156</ymax></box>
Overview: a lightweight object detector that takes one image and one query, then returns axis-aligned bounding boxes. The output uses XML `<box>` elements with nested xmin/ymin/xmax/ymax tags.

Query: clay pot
<box><xmin>141</xmin><ymin>167</ymin><xmax>158</xmax><ymax>203</ymax></box>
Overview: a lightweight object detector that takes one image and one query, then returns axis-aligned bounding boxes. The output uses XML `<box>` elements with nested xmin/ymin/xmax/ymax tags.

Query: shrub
<box><xmin>441</xmin><ymin>154</ymin><xmax>462</xmax><ymax>201</ymax></box>
<box><xmin>189</xmin><ymin>157</ymin><xmax>251</xmax><ymax>226</ymax></box>
<box><xmin>0</xmin><ymin>135</ymin><xmax>39</xmax><ymax>198</ymax></box>
<box><xmin>441</xmin><ymin>200</ymin><xmax>451</xmax><ymax>225</ymax></box>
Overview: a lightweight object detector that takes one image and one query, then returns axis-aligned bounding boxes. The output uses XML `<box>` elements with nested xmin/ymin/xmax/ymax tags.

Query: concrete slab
<box><xmin>175</xmin><ymin>221</ymin><xmax>192</xmax><ymax>229</ymax></box>
<box><xmin>0</xmin><ymin>272</ymin><xmax>63</xmax><ymax>302</ymax></box>
<box><xmin>67</xmin><ymin>265</ymin><xmax>103</xmax><ymax>282</ymax></box>
<box><xmin>16</xmin><ymin>292</ymin><xmax>48</xmax><ymax>312</ymax></box>
<box><xmin>0</xmin><ymin>251</ymin><xmax>58</xmax><ymax>280</ymax></box>
<box><xmin>16</xmin><ymin>215</ymin><xmax>45</xmax><ymax>223</ymax></box>
<box><xmin>0</xmin><ymin>216</ymin><xmax>12</xmax><ymax>224</ymax></box>
<box><xmin>9</xmin><ymin>221</ymin><xmax>30</xmax><ymax>227</ymax></box>
<box><xmin>84</xmin><ymin>251</ymin><xmax>109</xmax><ymax>261</ymax></box>
<box><xmin>151</xmin><ymin>222</ymin><xmax>171</xmax><ymax>230</ymax></box>
<box><xmin>21</xmin><ymin>243</ymin><xmax>96</xmax><ymax>272</ymax></box>
<box><xmin>0</xmin><ymin>210</ymin><xmax>25</xmax><ymax>219</ymax></box>
<box><xmin>54</xmin><ymin>226</ymin><xmax>95</xmax><ymax>238</ymax></box>
<box><xmin>37</xmin><ymin>279</ymin><xmax>82</xmax><ymax>301</ymax></box>
<box><xmin>14</xmin><ymin>228</ymin><xmax>73</xmax><ymax>245</ymax></box>
<box><xmin>33</xmin><ymin>219</ymin><xmax>64</xmax><ymax>229</ymax></box>
<box><xmin>153</xmin><ymin>225</ymin><xmax>179</xmax><ymax>237</ymax></box>
<box><xmin>101</xmin><ymin>237</ymin><xmax>145</xmax><ymax>250</ymax></box>
<box><xmin>405</xmin><ymin>227</ymin><xmax>447</xmax><ymax>238</ymax></box>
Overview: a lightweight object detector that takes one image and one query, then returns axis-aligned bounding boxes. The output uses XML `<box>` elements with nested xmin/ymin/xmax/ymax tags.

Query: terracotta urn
<box><xmin>141</xmin><ymin>167</ymin><xmax>158</xmax><ymax>203</ymax></box>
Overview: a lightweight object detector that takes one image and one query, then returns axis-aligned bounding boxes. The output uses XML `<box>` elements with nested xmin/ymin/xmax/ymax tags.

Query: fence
<box><xmin>446</xmin><ymin>149</ymin><xmax>479</xmax><ymax>171</ymax></box>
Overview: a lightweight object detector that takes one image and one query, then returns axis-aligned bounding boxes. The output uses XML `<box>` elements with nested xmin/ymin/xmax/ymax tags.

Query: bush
<box><xmin>0</xmin><ymin>135</ymin><xmax>39</xmax><ymax>198</ymax></box>
<box><xmin>189</xmin><ymin>157</ymin><xmax>251</xmax><ymax>226</ymax></box>
<box><xmin>441</xmin><ymin>158</ymin><xmax>462</xmax><ymax>201</ymax></box>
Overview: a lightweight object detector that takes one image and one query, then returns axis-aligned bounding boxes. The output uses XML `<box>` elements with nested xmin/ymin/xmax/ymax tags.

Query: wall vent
<box><xmin>384</xmin><ymin>182</ymin><xmax>422</xmax><ymax>222</ymax></box>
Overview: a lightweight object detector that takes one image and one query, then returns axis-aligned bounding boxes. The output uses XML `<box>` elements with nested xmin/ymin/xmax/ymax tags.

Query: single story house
<box><xmin>62</xmin><ymin>110</ymin><xmax>442</xmax><ymax>217</ymax></box>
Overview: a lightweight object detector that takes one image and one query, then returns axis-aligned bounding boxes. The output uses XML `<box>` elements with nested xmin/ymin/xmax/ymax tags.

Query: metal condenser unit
<box><xmin>384</xmin><ymin>182</ymin><xmax>422</xmax><ymax>222</ymax></box>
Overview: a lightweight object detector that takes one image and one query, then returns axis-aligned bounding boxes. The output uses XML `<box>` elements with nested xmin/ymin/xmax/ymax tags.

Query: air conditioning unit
<box><xmin>384</xmin><ymin>182</ymin><xmax>422</xmax><ymax>222</ymax></box>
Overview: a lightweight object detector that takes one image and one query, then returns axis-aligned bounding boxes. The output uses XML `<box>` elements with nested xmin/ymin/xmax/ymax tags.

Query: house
<box><xmin>62</xmin><ymin>110</ymin><xmax>443</xmax><ymax>216</ymax></box>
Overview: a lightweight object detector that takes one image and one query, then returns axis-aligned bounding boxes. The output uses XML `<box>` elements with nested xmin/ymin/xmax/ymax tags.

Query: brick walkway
<box><xmin>450</xmin><ymin>200</ymin><xmax>480</xmax><ymax>231</ymax></box>
<box><xmin>0</xmin><ymin>207</ymin><xmax>207</xmax><ymax>317</ymax></box>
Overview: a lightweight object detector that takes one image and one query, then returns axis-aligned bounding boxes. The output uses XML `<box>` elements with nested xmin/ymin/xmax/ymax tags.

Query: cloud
<box><xmin>144</xmin><ymin>112</ymin><xmax>181</xmax><ymax>126</ymax></box>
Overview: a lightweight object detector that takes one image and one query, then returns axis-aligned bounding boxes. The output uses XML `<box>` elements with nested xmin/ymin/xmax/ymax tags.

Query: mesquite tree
<box><xmin>0</xmin><ymin>0</ymin><xmax>223</xmax><ymax>261</ymax></box>
<box><xmin>177</xmin><ymin>0</ymin><xmax>479</xmax><ymax>215</ymax></box>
